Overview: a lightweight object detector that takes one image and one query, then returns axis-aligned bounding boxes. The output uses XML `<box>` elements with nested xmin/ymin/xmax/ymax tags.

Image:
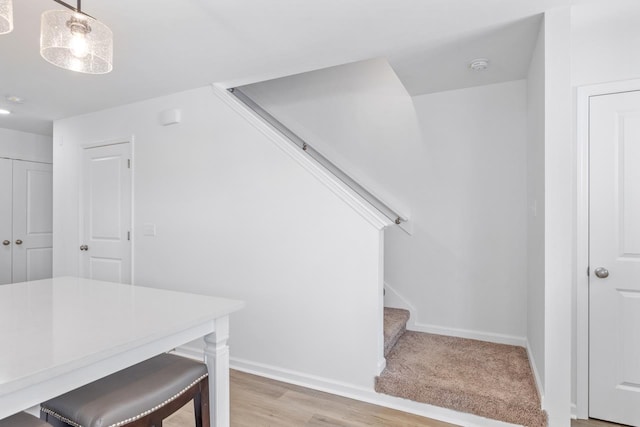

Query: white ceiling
<box><xmin>0</xmin><ymin>0</ymin><xmax>589</xmax><ymax>136</ymax></box>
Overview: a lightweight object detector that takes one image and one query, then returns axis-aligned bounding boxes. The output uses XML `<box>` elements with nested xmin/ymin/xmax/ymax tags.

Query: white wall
<box><xmin>239</xmin><ymin>58</ymin><xmax>421</xmax><ymax>219</ymax></box>
<box><xmin>543</xmin><ymin>8</ymin><xmax>573</xmax><ymax>427</ymax></box>
<box><xmin>239</xmin><ymin>60</ymin><xmax>529</xmax><ymax>343</ymax></box>
<box><xmin>0</xmin><ymin>128</ymin><xmax>52</xmax><ymax>163</ymax></box>
<box><xmin>52</xmin><ymin>86</ymin><xmax>385</xmax><ymax>389</ymax></box>
<box><xmin>572</xmin><ymin>0</ymin><xmax>640</xmax><ymax>87</ymax></box>
<box><xmin>526</xmin><ymin>21</ymin><xmax>546</xmax><ymax>396</ymax></box>
<box><xmin>403</xmin><ymin>81</ymin><xmax>528</xmax><ymax>341</ymax></box>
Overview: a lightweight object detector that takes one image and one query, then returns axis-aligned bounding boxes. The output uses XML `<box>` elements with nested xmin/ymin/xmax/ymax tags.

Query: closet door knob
<box><xmin>15</xmin><ymin>239</ymin><xmax>22</xmax><ymax>245</ymax></box>
<box><xmin>2</xmin><ymin>240</ymin><xmax>9</xmax><ymax>246</ymax></box>
<box><xmin>594</xmin><ymin>267</ymin><xmax>609</xmax><ymax>279</ymax></box>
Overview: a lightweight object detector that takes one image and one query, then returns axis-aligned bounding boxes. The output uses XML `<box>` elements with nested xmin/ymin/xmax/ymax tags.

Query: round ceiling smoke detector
<box><xmin>5</xmin><ymin>95</ymin><xmax>23</xmax><ymax>104</ymax></box>
<box><xmin>469</xmin><ymin>58</ymin><xmax>490</xmax><ymax>71</ymax></box>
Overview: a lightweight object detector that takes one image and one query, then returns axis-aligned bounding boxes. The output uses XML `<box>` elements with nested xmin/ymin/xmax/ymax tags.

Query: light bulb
<box><xmin>66</xmin><ymin>15</ymin><xmax>91</xmax><ymax>59</ymax></box>
<box><xmin>69</xmin><ymin>57</ymin><xmax>83</xmax><ymax>72</ymax></box>
<box><xmin>70</xmin><ymin>32</ymin><xmax>89</xmax><ymax>58</ymax></box>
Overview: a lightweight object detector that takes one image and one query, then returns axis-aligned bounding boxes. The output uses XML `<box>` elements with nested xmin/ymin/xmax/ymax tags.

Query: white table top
<box><xmin>0</xmin><ymin>276</ymin><xmax>245</xmax><ymax>418</ymax></box>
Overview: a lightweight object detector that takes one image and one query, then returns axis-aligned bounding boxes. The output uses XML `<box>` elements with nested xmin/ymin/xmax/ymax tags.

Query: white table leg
<box><xmin>204</xmin><ymin>316</ymin><xmax>230</xmax><ymax>427</ymax></box>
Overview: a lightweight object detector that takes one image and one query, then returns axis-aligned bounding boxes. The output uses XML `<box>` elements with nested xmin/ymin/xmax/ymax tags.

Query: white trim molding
<box><xmin>575</xmin><ymin>78</ymin><xmax>640</xmax><ymax>420</ymax></box>
<box><xmin>526</xmin><ymin>339</ymin><xmax>545</xmax><ymax>410</ymax></box>
<box><xmin>383</xmin><ymin>282</ymin><xmax>417</xmax><ymax>321</ymax></box>
<box><xmin>230</xmin><ymin>357</ymin><xmax>521</xmax><ymax>427</ymax></box>
<box><xmin>80</xmin><ymin>136</ymin><xmax>132</xmax><ymax>150</ymax></box>
<box><xmin>408</xmin><ymin>322</ymin><xmax>527</xmax><ymax>348</ymax></box>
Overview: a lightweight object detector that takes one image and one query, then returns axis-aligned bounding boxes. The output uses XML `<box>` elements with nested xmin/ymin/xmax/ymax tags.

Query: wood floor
<box><xmin>572</xmin><ymin>419</ymin><xmax>627</xmax><ymax>427</ymax></box>
<box><xmin>165</xmin><ymin>369</ymin><xmax>628</xmax><ymax>427</ymax></box>
<box><xmin>165</xmin><ymin>370</ymin><xmax>455</xmax><ymax>426</ymax></box>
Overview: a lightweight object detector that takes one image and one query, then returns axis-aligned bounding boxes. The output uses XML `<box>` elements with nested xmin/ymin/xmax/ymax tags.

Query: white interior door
<box><xmin>0</xmin><ymin>159</ymin><xmax>12</xmax><ymax>285</ymax></box>
<box><xmin>589</xmin><ymin>90</ymin><xmax>640</xmax><ymax>426</ymax></box>
<box><xmin>81</xmin><ymin>143</ymin><xmax>132</xmax><ymax>284</ymax></box>
<box><xmin>12</xmin><ymin>160</ymin><xmax>53</xmax><ymax>283</ymax></box>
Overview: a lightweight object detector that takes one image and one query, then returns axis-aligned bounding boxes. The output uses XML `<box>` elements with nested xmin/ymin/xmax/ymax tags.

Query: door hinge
<box><xmin>127</xmin><ymin>159</ymin><xmax>131</xmax><ymax>169</ymax></box>
<box><xmin>127</xmin><ymin>231</ymin><xmax>131</xmax><ymax>241</ymax></box>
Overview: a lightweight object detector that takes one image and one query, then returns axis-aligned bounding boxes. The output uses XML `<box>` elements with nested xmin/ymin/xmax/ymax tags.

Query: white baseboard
<box><xmin>171</xmin><ymin>343</ymin><xmax>526</xmax><ymax>426</ymax></box>
<box><xmin>409</xmin><ymin>322</ymin><xmax>527</xmax><ymax>347</ymax></box>
<box><xmin>384</xmin><ymin>282</ymin><xmax>526</xmax><ymax>347</ymax></box>
<box><xmin>383</xmin><ymin>282</ymin><xmax>418</xmax><ymax>318</ymax></box>
<box><xmin>570</xmin><ymin>403</ymin><xmax>577</xmax><ymax>420</ymax></box>
<box><xmin>230</xmin><ymin>357</ymin><xmax>522</xmax><ymax>427</ymax></box>
<box><xmin>526</xmin><ymin>340</ymin><xmax>545</xmax><ymax>409</ymax></box>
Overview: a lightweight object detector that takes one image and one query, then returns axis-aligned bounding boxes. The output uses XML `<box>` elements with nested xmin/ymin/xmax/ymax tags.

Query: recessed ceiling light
<box><xmin>469</xmin><ymin>58</ymin><xmax>490</xmax><ymax>71</ymax></box>
<box><xmin>5</xmin><ymin>95</ymin><xmax>23</xmax><ymax>104</ymax></box>
<box><xmin>0</xmin><ymin>109</ymin><xmax>11</xmax><ymax>115</ymax></box>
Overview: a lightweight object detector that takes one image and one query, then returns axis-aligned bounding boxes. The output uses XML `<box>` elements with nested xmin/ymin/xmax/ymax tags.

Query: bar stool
<box><xmin>0</xmin><ymin>412</ymin><xmax>51</xmax><ymax>427</ymax></box>
<box><xmin>40</xmin><ymin>354</ymin><xmax>209</xmax><ymax>427</ymax></box>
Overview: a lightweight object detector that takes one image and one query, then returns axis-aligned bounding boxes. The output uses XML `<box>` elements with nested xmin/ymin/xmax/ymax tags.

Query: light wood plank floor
<box><xmin>572</xmin><ymin>419</ymin><xmax>627</xmax><ymax>427</ymax></box>
<box><xmin>165</xmin><ymin>370</ymin><xmax>628</xmax><ymax>427</ymax></box>
<box><xmin>165</xmin><ymin>370</ymin><xmax>456</xmax><ymax>426</ymax></box>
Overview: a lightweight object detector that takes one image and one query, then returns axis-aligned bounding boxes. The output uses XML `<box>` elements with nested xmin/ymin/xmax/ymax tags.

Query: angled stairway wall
<box><xmin>236</xmin><ymin>59</ymin><xmax>529</xmax><ymax>345</ymax></box>
<box><xmin>238</xmin><ymin>58</ymin><xmax>420</xmax><ymax>232</ymax></box>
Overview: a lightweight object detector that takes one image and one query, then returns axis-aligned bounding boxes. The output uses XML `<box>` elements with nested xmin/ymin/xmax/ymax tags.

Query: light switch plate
<box><xmin>143</xmin><ymin>223</ymin><xmax>156</xmax><ymax>236</ymax></box>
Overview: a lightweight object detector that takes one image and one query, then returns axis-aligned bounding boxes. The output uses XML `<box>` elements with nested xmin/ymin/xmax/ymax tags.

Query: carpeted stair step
<box><xmin>375</xmin><ymin>332</ymin><xmax>547</xmax><ymax>427</ymax></box>
<box><xmin>383</xmin><ymin>307</ymin><xmax>410</xmax><ymax>357</ymax></box>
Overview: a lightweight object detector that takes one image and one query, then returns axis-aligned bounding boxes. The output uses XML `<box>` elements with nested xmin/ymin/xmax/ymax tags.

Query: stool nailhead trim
<box><xmin>41</xmin><ymin>373</ymin><xmax>208</xmax><ymax>427</ymax></box>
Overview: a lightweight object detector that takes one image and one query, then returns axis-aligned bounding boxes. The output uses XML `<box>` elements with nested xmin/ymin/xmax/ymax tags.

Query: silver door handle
<box><xmin>594</xmin><ymin>267</ymin><xmax>609</xmax><ymax>279</ymax></box>
<box><xmin>15</xmin><ymin>239</ymin><xmax>22</xmax><ymax>245</ymax></box>
<box><xmin>80</xmin><ymin>245</ymin><xmax>89</xmax><ymax>251</ymax></box>
<box><xmin>2</xmin><ymin>240</ymin><xmax>9</xmax><ymax>246</ymax></box>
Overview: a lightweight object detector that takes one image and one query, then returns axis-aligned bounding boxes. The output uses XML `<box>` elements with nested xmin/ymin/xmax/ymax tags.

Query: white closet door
<box><xmin>589</xmin><ymin>90</ymin><xmax>640</xmax><ymax>426</ymax></box>
<box><xmin>12</xmin><ymin>161</ymin><xmax>53</xmax><ymax>283</ymax></box>
<box><xmin>81</xmin><ymin>143</ymin><xmax>132</xmax><ymax>284</ymax></box>
<box><xmin>0</xmin><ymin>159</ymin><xmax>12</xmax><ymax>285</ymax></box>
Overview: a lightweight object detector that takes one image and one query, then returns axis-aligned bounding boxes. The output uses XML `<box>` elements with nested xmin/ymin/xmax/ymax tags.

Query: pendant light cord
<box><xmin>50</xmin><ymin>0</ymin><xmax>95</xmax><ymax>19</ymax></box>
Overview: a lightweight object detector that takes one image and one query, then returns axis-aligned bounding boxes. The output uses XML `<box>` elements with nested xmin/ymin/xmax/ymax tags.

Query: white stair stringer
<box><xmin>384</xmin><ymin>281</ymin><xmax>417</xmax><ymax>328</ymax></box>
<box><xmin>211</xmin><ymin>83</ymin><xmax>393</xmax><ymax>231</ymax></box>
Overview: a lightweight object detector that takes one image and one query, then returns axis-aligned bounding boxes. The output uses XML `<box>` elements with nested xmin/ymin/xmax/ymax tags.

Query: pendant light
<box><xmin>40</xmin><ymin>0</ymin><xmax>113</xmax><ymax>74</ymax></box>
<box><xmin>0</xmin><ymin>0</ymin><xmax>13</xmax><ymax>34</ymax></box>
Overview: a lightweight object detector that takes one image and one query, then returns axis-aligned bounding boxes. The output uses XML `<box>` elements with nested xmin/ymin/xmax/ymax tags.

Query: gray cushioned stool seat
<box><xmin>0</xmin><ymin>412</ymin><xmax>50</xmax><ymax>427</ymax></box>
<box><xmin>40</xmin><ymin>354</ymin><xmax>208</xmax><ymax>427</ymax></box>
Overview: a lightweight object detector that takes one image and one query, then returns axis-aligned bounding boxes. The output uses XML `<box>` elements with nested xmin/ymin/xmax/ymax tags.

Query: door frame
<box><xmin>78</xmin><ymin>136</ymin><xmax>135</xmax><ymax>284</ymax></box>
<box><xmin>576</xmin><ymin>78</ymin><xmax>640</xmax><ymax>419</ymax></box>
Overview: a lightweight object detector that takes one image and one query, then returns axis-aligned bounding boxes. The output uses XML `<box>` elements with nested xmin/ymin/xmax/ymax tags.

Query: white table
<box><xmin>0</xmin><ymin>276</ymin><xmax>245</xmax><ymax>426</ymax></box>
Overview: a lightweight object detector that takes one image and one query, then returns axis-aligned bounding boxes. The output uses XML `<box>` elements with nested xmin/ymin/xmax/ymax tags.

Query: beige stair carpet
<box><xmin>384</xmin><ymin>307</ymin><xmax>410</xmax><ymax>357</ymax></box>
<box><xmin>376</xmin><ymin>331</ymin><xmax>547</xmax><ymax>427</ymax></box>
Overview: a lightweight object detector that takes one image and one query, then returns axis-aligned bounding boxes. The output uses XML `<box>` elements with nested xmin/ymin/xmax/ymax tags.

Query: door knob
<box><xmin>80</xmin><ymin>245</ymin><xmax>89</xmax><ymax>251</ymax></box>
<box><xmin>15</xmin><ymin>239</ymin><xmax>22</xmax><ymax>245</ymax></box>
<box><xmin>594</xmin><ymin>267</ymin><xmax>609</xmax><ymax>279</ymax></box>
<box><xmin>2</xmin><ymin>240</ymin><xmax>9</xmax><ymax>246</ymax></box>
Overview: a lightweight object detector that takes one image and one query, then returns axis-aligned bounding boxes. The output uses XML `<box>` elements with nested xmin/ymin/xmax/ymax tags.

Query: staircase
<box><xmin>383</xmin><ymin>307</ymin><xmax>410</xmax><ymax>357</ymax></box>
<box><xmin>378</xmin><ymin>308</ymin><xmax>548</xmax><ymax>426</ymax></box>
